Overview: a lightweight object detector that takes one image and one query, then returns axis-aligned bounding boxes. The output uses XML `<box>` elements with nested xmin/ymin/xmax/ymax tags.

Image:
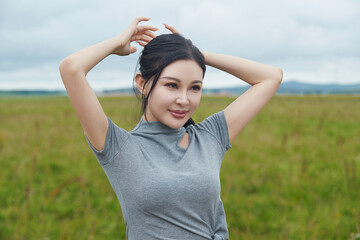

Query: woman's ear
<box><xmin>135</xmin><ymin>73</ymin><xmax>147</xmax><ymax>96</ymax></box>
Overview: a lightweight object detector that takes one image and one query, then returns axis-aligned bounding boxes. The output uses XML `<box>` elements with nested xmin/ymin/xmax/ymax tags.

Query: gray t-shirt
<box><xmin>86</xmin><ymin>110</ymin><xmax>232</xmax><ymax>240</ymax></box>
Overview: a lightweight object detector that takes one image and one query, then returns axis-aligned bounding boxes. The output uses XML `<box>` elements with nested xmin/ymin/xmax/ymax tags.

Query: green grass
<box><xmin>0</xmin><ymin>95</ymin><xmax>359</xmax><ymax>239</ymax></box>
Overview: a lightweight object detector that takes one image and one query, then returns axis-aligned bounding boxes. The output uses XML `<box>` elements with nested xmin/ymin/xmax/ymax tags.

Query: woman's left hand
<box><xmin>164</xmin><ymin>23</ymin><xmax>180</xmax><ymax>34</ymax></box>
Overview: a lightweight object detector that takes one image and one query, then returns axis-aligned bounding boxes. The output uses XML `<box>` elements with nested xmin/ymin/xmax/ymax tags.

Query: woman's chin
<box><xmin>163</xmin><ymin>116</ymin><xmax>189</xmax><ymax>129</ymax></box>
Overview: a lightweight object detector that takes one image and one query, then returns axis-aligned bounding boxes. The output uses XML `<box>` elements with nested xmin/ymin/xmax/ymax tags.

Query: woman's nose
<box><xmin>175</xmin><ymin>91</ymin><xmax>189</xmax><ymax>105</ymax></box>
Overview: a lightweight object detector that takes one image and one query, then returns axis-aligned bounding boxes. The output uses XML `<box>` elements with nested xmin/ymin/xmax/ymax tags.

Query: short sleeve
<box><xmin>85</xmin><ymin>116</ymin><xmax>129</xmax><ymax>165</ymax></box>
<box><xmin>196</xmin><ymin>110</ymin><xmax>232</xmax><ymax>151</ymax></box>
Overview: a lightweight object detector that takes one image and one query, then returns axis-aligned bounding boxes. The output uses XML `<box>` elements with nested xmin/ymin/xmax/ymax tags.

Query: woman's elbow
<box><xmin>59</xmin><ymin>57</ymin><xmax>79</xmax><ymax>77</ymax></box>
<box><xmin>274</xmin><ymin>68</ymin><xmax>283</xmax><ymax>83</ymax></box>
<box><xmin>266</xmin><ymin>68</ymin><xmax>283</xmax><ymax>89</ymax></box>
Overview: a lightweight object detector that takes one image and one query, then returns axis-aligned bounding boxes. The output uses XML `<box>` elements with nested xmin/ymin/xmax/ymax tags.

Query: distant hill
<box><xmin>0</xmin><ymin>90</ymin><xmax>68</xmax><ymax>96</ymax></box>
<box><xmin>277</xmin><ymin>80</ymin><xmax>360</xmax><ymax>94</ymax></box>
<box><xmin>1</xmin><ymin>81</ymin><xmax>360</xmax><ymax>96</ymax></box>
<box><xmin>202</xmin><ymin>80</ymin><xmax>360</xmax><ymax>95</ymax></box>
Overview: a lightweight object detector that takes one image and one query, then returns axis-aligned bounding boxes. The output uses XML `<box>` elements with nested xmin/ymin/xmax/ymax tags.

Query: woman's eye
<box><xmin>191</xmin><ymin>85</ymin><xmax>201</xmax><ymax>91</ymax></box>
<box><xmin>167</xmin><ymin>83</ymin><xmax>178</xmax><ymax>89</ymax></box>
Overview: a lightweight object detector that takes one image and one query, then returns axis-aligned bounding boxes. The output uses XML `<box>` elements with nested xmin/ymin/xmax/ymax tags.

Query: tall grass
<box><xmin>0</xmin><ymin>95</ymin><xmax>359</xmax><ymax>239</ymax></box>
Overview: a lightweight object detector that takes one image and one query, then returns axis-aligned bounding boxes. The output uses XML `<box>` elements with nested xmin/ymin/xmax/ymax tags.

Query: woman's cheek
<box><xmin>191</xmin><ymin>91</ymin><xmax>202</xmax><ymax>104</ymax></box>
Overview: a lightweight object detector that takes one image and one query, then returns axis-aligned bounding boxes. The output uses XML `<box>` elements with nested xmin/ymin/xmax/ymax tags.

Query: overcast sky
<box><xmin>0</xmin><ymin>0</ymin><xmax>359</xmax><ymax>90</ymax></box>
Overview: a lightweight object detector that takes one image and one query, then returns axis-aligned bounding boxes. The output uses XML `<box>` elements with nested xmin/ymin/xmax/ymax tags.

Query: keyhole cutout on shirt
<box><xmin>178</xmin><ymin>133</ymin><xmax>189</xmax><ymax>149</ymax></box>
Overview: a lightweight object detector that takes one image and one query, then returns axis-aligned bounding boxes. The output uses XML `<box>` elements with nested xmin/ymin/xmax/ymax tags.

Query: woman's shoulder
<box><xmin>193</xmin><ymin>111</ymin><xmax>227</xmax><ymax>131</ymax></box>
<box><xmin>191</xmin><ymin>110</ymin><xmax>231</xmax><ymax>151</ymax></box>
<box><xmin>106</xmin><ymin>116</ymin><xmax>134</xmax><ymax>133</ymax></box>
<box><xmin>85</xmin><ymin>116</ymin><xmax>131</xmax><ymax>165</ymax></box>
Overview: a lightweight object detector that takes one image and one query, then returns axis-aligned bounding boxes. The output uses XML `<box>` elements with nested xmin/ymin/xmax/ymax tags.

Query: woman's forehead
<box><xmin>160</xmin><ymin>60</ymin><xmax>203</xmax><ymax>79</ymax></box>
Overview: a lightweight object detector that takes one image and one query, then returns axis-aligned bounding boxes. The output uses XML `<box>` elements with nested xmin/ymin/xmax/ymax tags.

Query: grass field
<box><xmin>0</xmin><ymin>95</ymin><xmax>359</xmax><ymax>240</ymax></box>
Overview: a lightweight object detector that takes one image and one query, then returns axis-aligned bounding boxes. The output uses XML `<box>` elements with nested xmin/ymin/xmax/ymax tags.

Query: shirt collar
<box><xmin>132</xmin><ymin>118</ymin><xmax>185</xmax><ymax>135</ymax></box>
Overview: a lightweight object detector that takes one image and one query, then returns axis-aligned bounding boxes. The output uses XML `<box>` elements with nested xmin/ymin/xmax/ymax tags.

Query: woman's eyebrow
<box><xmin>160</xmin><ymin>76</ymin><xmax>203</xmax><ymax>84</ymax></box>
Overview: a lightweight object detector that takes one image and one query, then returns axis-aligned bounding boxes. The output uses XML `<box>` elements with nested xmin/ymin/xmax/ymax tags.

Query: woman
<box><xmin>59</xmin><ymin>17</ymin><xmax>283</xmax><ymax>240</ymax></box>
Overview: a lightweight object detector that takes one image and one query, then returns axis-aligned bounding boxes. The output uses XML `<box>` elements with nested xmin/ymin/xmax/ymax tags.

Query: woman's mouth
<box><xmin>169</xmin><ymin>110</ymin><xmax>188</xmax><ymax>119</ymax></box>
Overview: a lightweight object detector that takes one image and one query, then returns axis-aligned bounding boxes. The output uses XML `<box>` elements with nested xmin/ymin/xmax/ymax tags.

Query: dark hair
<box><xmin>133</xmin><ymin>33</ymin><xmax>206</xmax><ymax>128</ymax></box>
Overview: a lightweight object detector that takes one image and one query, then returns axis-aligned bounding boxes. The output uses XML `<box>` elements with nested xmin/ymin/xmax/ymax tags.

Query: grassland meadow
<box><xmin>0</xmin><ymin>95</ymin><xmax>359</xmax><ymax>239</ymax></box>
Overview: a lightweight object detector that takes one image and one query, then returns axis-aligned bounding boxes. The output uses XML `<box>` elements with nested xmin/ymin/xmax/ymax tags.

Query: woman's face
<box><xmin>145</xmin><ymin>59</ymin><xmax>203</xmax><ymax>128</ymax></box>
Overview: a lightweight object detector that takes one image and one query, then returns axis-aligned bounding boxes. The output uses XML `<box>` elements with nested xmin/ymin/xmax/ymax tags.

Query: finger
<box><xmin>132</xmin><ymin>17</ymin><xmax>151</xmax><ymax>25</ymax></box>
<box><xmin>137</xmin><ymin>25</ymin><xmax>158</xmax><ymax>32</ymax></box>
<box><xmin>128</xmin><ymin>17</ymin><xmax>151</xmax><ymax>33</ymax></box>
<box><xmin>143</xmin><ymin>30</ymin><xmax>157</xmax><ymax>39</ymax></box>
<box><xmin>164</xmin><ymin>23</ymin><xmax>179</xmax><ymax>34</ymax></box>
<box><xmin>140</xmin><ymin>35</ymin><xmax>153</xmax><ymax>42</ymax></box>
<box><xmin>121</xmin><ymin>17</ymin><xmax>151</xmax><ymax>39</ymax></box>
<box><xmin>131</xmin><ymin>34</ymin><xmax>152</xmax><ymax>43</ymax></box>
<box><xmin>136</xmin><ymin>40</ymin><xmax>148</xmax><ymax>47</ymax></box>
<box><xmin>130</xmin><ymin>46</ymin><xmax>137</xmax><ymax>54</ymax></box>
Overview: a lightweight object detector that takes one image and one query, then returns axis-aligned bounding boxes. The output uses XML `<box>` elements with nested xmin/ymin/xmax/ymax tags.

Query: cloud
<box><xmin>283</xmin><ymin>57</ymin><xmax>360</xmax><ymax>84</ymax></box>
<box><xmin>0</xmin><ymin>0</ymin><xmax>359</xmax><ymax>90</ymax></box>
<box><xmin>178</xmin><ymin>0</ymin><xmax>360</xmax><ymax>59</ymax></box>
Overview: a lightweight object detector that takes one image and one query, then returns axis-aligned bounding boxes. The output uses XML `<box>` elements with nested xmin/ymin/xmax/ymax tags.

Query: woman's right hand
<box><xmin>113</xmin><ymin>17</ymin><xmax>158</xmax><ymax>56</ymax></box>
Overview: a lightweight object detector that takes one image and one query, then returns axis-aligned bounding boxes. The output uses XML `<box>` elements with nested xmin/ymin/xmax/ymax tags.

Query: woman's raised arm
<box><xmin>59</xmin><ymin>17</ymin><xmax>157</xmax><ymax>151</ymax></box>
<box><xmin>201</xmin><ymin>51</ymin><xmax>283</xmax><ymax>143</ymax></box>
<box><xmin>163</xmin><ymin>23</ymin><xmax>282</xmax><ymax>144</ymax></box>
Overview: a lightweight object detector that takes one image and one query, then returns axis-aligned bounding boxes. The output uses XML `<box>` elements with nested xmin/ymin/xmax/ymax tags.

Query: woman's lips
<box><xmin>169</xmin><ymin>110</ymin><xmax>188</xmax><ymax>118</ymax></box>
